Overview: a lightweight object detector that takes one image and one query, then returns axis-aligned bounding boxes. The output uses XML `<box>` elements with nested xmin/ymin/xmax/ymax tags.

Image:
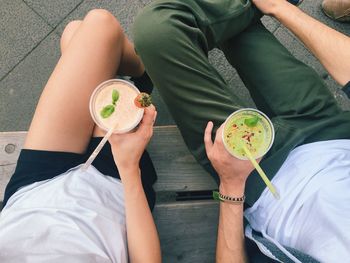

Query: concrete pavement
<box><xmin>1</xmin><ymin>0</ymin><xmax>349</xmax><ymax>131</ymax></box>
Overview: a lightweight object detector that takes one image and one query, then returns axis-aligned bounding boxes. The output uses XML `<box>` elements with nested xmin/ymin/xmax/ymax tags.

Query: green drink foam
<box><xmin>223</xmin><ymin>109</ymin><xmax>274</xmax><ymax>160</ymax></box>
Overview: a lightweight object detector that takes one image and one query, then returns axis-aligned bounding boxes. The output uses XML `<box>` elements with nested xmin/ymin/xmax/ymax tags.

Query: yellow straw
<box><xmin>242</xmin><ymin>145</ymin><xmax>280</xmax><ymax>200</ymax></box>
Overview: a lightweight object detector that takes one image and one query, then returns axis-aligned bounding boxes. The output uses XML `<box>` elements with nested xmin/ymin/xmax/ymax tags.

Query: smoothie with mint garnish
<box><xmin>222</xmin><ymin>109</ymin><xmax>274</xmax><ymax>160</ymax></box>
<box><xmin>90</xmin><ymin>79</ymin><xmax>144</xmax><ymax>133</ymax></box>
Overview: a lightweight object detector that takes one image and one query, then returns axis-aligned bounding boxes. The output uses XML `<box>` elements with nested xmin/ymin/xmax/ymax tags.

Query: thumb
<box><xmin>137</xmin><ymin>105</ymin><xmax>156</xmax><ymax>135</ymax></box>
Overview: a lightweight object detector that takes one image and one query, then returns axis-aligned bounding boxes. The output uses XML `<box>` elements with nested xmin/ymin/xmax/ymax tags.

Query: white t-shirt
<box><xmin>245</xmin><ymin>140</ymin><xmax>350</xmax><ymax>263</ymax></box>
<box><xmin>1</xmin><ymin>140</ymin><xmax>349</xmax><ymax>262</ymax></box>
<box><xmin>0</xmin><ymin>165</ymin><xmax>127</xmax><ymax>263</ymax></box>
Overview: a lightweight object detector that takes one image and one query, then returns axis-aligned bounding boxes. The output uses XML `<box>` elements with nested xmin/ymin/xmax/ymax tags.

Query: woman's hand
<box><xmin>109</xmin><ymin>105</ymin><xmax>157</xmax><ymax>175</ymax></box>
<box><xmin>204</xmin><ymin>121</ymin><xmax>258</xmax><ymax>194</ymax></box>
<box><xmin>111</xmin><ymin>105</ymin><xmax>161</xmax><ymax>263</ymax></box>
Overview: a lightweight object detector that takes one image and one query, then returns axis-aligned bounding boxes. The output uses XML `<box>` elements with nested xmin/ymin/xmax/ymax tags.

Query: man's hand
<box><xmin>204</xmin><ymin>121</ymin><xmax>258</xmax><ymax>189</ymax></box>
<box><xmin>205</xmin><ymin>121</ymin><xmax>252</xmax><ymax>262</ymax></box>
<box><xmin>109</xmin><ymin>105</ymin><xmax>157</xmax><ymax>176</ymax></box>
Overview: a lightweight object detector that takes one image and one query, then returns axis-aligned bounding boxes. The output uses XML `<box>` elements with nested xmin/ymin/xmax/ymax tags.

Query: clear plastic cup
<box><xmin>89</xmin><ymin>79</ymin><xmax>144</xmax><ymax>134</ymax></box>
<box><xmin>222</xmin><ymin>108</ymin><xmax>275</xmax><ymax>160</ymax></box>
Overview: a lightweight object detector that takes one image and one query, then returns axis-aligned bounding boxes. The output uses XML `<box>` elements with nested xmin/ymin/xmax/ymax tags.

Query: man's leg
<box><xmin>133</xmin><ymin>0</ymin><xmax>260</xmax><ymax>176</ymax></box>
<box><xmin>24</xmin><ymin>9</ymin><xmax>144</xmax><ymax>154</ymax></box>
<box><xmin>221</xmin><ymin>21</ymin><xmax>338</xmax><ymax>120</ymax></box>
<box><xmin>134</xmin><ymin>0</ymin><xmax>350</xmax><ymax>204</ymax></box>
<box><xmin>220</xmin><ymin>21</ymin><xmax>350</xmax><ymax>204</ymax></box>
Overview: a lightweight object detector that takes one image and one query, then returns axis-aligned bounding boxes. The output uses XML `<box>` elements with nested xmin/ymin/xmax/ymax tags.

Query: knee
<box><xmin>133</xmin><ymin>6</ymin><xmax>178</xmax><ymax>56</ymax></box>
<box><xmin>84</xmin><ymin>9</ymin><xmax>117</xmax><ymax>25</ymax></box>
<box><xmin>84</xmin><ymin>9</ymin><xmax>123</xmax><ymax>40</ymax></box>
<box><xmin>61</xmin><ymin>20</ymin><xmax>82</xmax><ymax>51</ymax></box>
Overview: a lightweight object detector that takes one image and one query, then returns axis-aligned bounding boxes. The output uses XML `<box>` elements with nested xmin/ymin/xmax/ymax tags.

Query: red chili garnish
<box><xmin>242</xmin><ymin>133</ymin><xmax>254</xmax><ymax>142</ymax></box>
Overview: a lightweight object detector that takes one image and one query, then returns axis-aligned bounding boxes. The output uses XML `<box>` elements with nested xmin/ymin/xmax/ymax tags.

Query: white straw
<box><xmin>80</xmin><ymin>125</ymin><xmax>116</xmax><ymax>171</ymax></box>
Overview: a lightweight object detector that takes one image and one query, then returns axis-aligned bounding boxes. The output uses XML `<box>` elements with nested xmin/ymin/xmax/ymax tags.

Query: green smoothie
<box><xmin>222</xmin><ymin>109</ymin><xmax>274</xmax><ymax>160</ymax></box>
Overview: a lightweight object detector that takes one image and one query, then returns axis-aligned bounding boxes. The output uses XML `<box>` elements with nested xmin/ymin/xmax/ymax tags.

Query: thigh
<box><xmin>220</xmin><ymin>21</ymin><xmax>342</xmax><ymax>120</ymax></box>
<box><xmin>133</xmin><ymin>5</ymin><xmax>247</xmax><ymax>173</ymax></box>
<box><xmin>140</xmin><ymin>0</ymin><xmax>261</xmax><ymax>49</ymax></box>
<box><xmin>24</xmin><ymin>10</ymin><xmax>124</xmax><ymax>154</ymax></box>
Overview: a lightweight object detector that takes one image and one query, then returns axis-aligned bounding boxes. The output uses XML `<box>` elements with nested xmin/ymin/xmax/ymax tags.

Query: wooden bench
<box><xmin>0</xmin><ymin>126</ymin><xmax>219</xmax><ymax>262</ymax></box>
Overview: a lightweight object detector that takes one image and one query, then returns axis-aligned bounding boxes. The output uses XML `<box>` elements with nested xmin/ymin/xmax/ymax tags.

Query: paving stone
<box><xmin>55</xmin><ymin>0</ymin><xmax>145</xmax><ymax>39</ymax></box>
<box><xmin>139</xmin><ymin>0</ymin><xmax>152</xmax><ymax>5</ymax></box>
<box><xmin>0</xmin><ymin>0</ymin><xmax>52</xmax><ymax>80</ymax></box>
<box><xmin>0</xmin><ymin>33</ymin><xmax>60</xmax><ymax>131</ymax></box>
<box><xmin>24</xmin><ymin>0</ymin><xmax>84</xmax><ymax>27</ymax></box>
<box><xmin>261</xmin><ymin>16</ymin><xmax>280</xmax><ymax>33</ymax></box>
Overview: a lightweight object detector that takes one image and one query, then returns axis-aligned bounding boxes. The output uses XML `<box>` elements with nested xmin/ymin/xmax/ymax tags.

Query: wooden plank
<box><xmin>0</xmin><ymin>131</ymin><xmax>26</xmax><ymax>165</ymax></box>
<box><xmin>149</xmin><ymin>126</ymin><xmax>217</xmax><ymax>192</ymax></box>
<box><xmin>1</xmin><ymin>130</ymin><xmax>220</xmax><ymax>261</ymax></box>
<box><xmin>0</xmin><ymin>127</ymin><xmax>217</xmax><ymax>201</ymax></box>
<box><xmin>0</xmin><ymin>132</ymin><xmax>26</xmax><ymax>200</ymax></box>
<box><xmin>153</xmin><ymin>200</ymin><xmax>219</xmax><ymax>263</ymax></box>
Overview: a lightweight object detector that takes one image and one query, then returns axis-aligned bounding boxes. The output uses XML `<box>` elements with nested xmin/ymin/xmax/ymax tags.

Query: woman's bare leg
<box><xmin>60</xmin><ymin>18</ymin><xmax>144</xmax><ymax>77</ymax></box>
<box><xmin>60</xmin><ymin>20</ymin><xmax>82</xmax><ymax>54</ymax></box>
<box><xmin>24</xmin><ymin>9</ymin><xmax>144</xmax><ymax>153</ymax></box>
<box><xmin>117</xmin><ymin>37</ymin><xmax>145</xmax><ymax>77</ymax></box>
<box><xmin>59</xmin><ymin>20</ymin><xmax>105</xmax><ymax>139</ymax></box>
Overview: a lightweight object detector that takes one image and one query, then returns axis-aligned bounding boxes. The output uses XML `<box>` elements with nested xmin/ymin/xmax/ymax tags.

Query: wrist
<box><xmin>114</xmin><ymin>156</ymin><xmax>139</xmax><ymax>174</ymax></box>
<box><xmin>123</xmin><ymin>178</ymin><xmax>145</xmax><ymax>201</ymax></box>
<box><xmin>118</xmin><ymin>164</ymin><xmax>140</xmax><ymax>174</ymax></box>
<box><xmin>118</xmin><ymin>167</ymin><xmax>141</xmax><ymax>183</ymax></box>
<box><xmin>271</xmin><ymin>0</ymin><xmax>292</xmax><ymax>18</ymax></box>
<box><xmin>219</xmin><ymin>180</ymin><xmax>246</xmax><ymax>197</ymax></box>
<box><xmin>122</xmin><ymin>173</ymin><xmax>143</xmax><ymax>191</ymax></box>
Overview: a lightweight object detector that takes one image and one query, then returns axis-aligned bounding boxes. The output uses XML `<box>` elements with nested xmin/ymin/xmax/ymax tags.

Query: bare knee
<box><xmin>61</xmin><ymin>20</ymin><xmax>82</xmax><ymax>53</ymax></box>
<box><xmin>84</xmin><ymin>9</ymin><xmax>123</xmax><ymax>40</ymax></box>
<box><xmin>60</xmin><ymin>10</ymin><xmax>124</xmax><ymax>54</ymax></box>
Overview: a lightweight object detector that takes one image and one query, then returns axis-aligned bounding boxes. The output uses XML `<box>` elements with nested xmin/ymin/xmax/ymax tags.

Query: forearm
<box><xmin>216</xmin><ymin>181</ymin><xmax>248</xmax><ymax>263</ymax></box>
<box><xmin>272</xmin><ymin>1</ymin><xmax>350</xmax><ymax>85</ymax></box>
<box><xmin>120</xmin><ymin>168</ymin><xmax>161</xmax><ymax>263</ymax></box>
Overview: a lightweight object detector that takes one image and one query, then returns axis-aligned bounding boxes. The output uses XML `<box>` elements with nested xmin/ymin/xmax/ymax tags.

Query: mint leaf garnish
<box><xmin>112</xmin><ymin>89</ymin><xmax>119</xmax><ymax>105</ymax></box>
<box><xmin>244</xmin><ymin>116</ymin><xmax>260</xmax><ymax>127</ymax></box>
<box><xmin>100</xmin><ymin>105</ymin><xmax>115</xmax><ymax>118</ymax></box>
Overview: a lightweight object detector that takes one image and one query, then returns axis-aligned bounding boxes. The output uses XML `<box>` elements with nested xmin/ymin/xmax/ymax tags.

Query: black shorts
<box><xmin>3</xmin><ymin>137</ymin><xmax>157</xmax><ymax>210</ymax></box>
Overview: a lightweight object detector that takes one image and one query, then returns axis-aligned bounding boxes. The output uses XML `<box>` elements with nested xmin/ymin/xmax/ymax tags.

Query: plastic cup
<box><xmin>222</xmin><ymin>108</ymin><xmax>275</xmax><ymax>160</ymax></box>
<box><xmin>89</xmin><ymin>79</ymin><xmax>144</xmax><ymax>134</ymax></box>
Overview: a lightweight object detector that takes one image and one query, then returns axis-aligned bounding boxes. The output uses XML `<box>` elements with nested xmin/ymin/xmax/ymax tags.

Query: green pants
<box><xmin>133</xmin><ymin>0</ymin><xmax>350</xmax><ymax>206</ymax></box>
